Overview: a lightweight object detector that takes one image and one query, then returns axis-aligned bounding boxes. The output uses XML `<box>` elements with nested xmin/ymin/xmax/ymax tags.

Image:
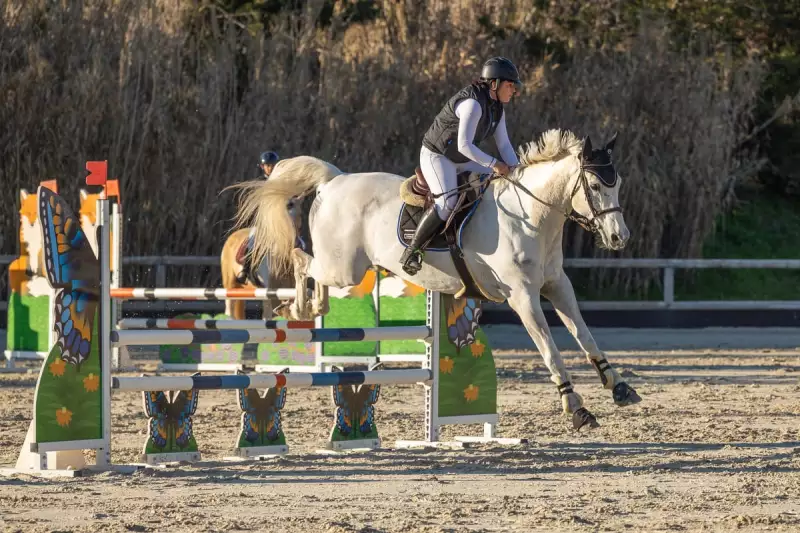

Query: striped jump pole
<box><xmin>111</xmin><ymin>326</ymin><xmax>431</xmax><ymax>346</ymax></box>
<box><xmin>110</xmin><ymin>287</ymin><xmax>299</xmax><ymax>301</ymax></box>
<box><xmin>118</xmin><ymin>318</ymin><xmax>316</xmax><ymax>330</ymax></box>
<box><xmin>113</xmin><ymin>369</ymin><xmax>432</xmax><ymax>392</ymax></box>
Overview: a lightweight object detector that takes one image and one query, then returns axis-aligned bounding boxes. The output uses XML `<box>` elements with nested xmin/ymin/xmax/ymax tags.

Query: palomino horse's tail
<box><xmin>228</xmin><ymin>155</ymin><xmax>343</xmax><ymax>275</ymax></box>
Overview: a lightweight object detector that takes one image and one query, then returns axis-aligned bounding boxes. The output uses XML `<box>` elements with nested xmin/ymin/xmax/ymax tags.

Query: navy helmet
<box><xmin>259</xmin><ymin>151</ymin><xmax>279</xmax><ymax>166</ymax></box>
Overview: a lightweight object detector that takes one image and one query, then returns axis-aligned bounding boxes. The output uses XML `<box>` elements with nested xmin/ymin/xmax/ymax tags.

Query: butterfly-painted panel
<box><xmin>236</xmin><ymin>369</ymin><xmax>288</xmax><ymax>449</ymax></box>
<box><xmin>329</xmin><ymin>364</ymin><xmax>381</xmax><ymax>444</ymax></box>
<box><xmin>142</xmin><ymin>379</ymin><xmax>200</xmax><ymax>456</ymax></box>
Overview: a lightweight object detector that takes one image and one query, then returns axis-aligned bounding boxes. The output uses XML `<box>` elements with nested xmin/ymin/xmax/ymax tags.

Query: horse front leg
<box><xmin>541</xmin><ymin>271</ymin><xmax>642</xmax><ymax>407</ymax></box>
<box><xmin>507</xmin><ymin>285</ymin><xmax>600</xmax><ymax>430</ymax></box>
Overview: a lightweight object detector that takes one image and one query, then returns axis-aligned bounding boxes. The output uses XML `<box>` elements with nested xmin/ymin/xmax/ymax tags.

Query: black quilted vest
<box><xmin>422</xmin><ymin>83</ymin><xmax>504</xmax><ymax>164</ymax></box>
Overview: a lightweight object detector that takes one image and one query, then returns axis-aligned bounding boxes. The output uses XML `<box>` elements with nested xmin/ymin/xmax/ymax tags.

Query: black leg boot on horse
<box><xmin>400</xmin><ymin>205</ymin><xmax>446</xmax><ymax>276</ymax></box>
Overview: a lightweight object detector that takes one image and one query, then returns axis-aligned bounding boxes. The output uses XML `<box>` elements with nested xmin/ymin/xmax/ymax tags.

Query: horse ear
<box><xmin>605</xmin><ymin>131</ymin><xmax>618</xmax><ymax>153</ymax></box>
<box><xmin>582</xmin><ymin>136</ymin><xmax>592</xmax><ymax>160</ymax></box>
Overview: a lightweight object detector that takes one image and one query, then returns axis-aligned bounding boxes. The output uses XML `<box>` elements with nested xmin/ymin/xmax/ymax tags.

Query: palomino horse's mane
<box><xmin>496</xmin><ymin>128</ymin><xmax>583</xmax><ymax>192</ymax></box>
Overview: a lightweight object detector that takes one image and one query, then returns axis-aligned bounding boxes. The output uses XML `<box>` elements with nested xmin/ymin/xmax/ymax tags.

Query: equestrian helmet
<box><xmin>480</xmin><ymin>57</ymin><xmax>522</xmax><ymax>90</ymax></box>
<box><xmin>259</xmin><ymin>151</ymin><xmax>279</xmax><ymax>166</ymax></box>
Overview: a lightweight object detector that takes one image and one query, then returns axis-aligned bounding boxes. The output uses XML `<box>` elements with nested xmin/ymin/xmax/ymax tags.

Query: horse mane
<box><xmin>495</xmin><ymin>129</ymin><xmax>583</xmax><ymax>192</ymax></box>
<box><xmin>518</xmin><ymin>129</ymin><xmax>582</xmax><ymax>166</ymax></box>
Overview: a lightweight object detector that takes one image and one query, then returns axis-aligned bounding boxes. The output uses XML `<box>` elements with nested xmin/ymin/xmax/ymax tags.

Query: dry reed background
<box><xmin>0</xmin><ymin>0</ymin><xmax>764</xmax><ymax>295</ymax></box>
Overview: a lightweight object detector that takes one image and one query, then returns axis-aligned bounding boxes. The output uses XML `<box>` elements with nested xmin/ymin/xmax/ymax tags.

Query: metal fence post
<box><xmin>155</xmin><ymin>263</ymin><xmax>166</xmax><ymax>287</ymax></box>
<box><xmin>663</xmin><ymin>267</ymin><xmax>675</xmax><ymax>306</ymax></box>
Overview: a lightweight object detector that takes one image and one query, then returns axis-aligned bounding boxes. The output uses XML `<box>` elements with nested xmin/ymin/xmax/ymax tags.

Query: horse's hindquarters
<box><xmin>307</xmin><ymin>172</ymin><xmax>463</xmax><ymax>292</ymax></box>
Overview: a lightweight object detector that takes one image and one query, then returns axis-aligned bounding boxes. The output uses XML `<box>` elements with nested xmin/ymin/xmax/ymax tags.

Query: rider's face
<box><xmin>262</xmin><ymin>163</ymin><xmax>274</xmax><ymax>177</ymax></box>
<box><xmin>496</xmin><ymin>80</ymin><xmax>519</xmax><ymax>103</ymax></box>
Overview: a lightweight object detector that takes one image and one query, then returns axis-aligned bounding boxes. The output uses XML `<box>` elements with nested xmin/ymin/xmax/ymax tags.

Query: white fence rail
<box><xmin>1</xmin><ymin>256</ymin><xmax>799</xmax><ymax>311</ymax></box>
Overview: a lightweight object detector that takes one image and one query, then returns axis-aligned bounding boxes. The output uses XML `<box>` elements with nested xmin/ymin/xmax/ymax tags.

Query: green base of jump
<box><xmin>33</xmin><ymin>314</ymin><xmax>102</xmax><ymax>444</ymax></box>
<box><xmin>5</xmin><ymin>292</ymin><xmax>51</xmax><ymax>358</ymax></box>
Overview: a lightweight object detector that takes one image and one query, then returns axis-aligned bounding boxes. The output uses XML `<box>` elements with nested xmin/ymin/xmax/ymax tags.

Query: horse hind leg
<box><xmin>312</xmin><ymin>281</ymin><xmax>329</xmax><ymax>317</ymax></box>
<box><xmin>275</xmin><ymin>248</ymin><xmax>314</xmax><ymax>321</ymax></box>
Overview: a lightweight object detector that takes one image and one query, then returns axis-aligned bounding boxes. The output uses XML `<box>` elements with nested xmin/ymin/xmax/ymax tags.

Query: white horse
<box><xmin>232</xmin><ymin>129</ymin><xmax>640</xmax><ymax>428</ymax></box>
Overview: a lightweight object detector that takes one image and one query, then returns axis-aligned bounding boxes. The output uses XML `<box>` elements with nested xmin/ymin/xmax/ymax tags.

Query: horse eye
<box><xmin>590</xmin><ymin>183</ymin><xmax>600</xmax><ymax>192</ymax></box>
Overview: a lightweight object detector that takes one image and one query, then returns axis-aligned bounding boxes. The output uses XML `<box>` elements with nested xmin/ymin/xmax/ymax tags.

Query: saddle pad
<box><xmin>235</xmin><ymin>237</ymin><xmax>250</xmax><ymax>264</ymax></box>
<box><xmin>398</xmin><ymin>204</ymin><xmax>450</xmax><ymax>251</ymax></box>
<box><xmin>396</xmin><ymin>193</ymin><xmax>484</xmax><ymax>252</ymax></box>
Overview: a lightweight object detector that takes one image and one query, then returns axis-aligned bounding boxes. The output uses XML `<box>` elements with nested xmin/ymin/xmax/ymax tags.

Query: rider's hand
<box><xmin>492</xmin><ymin>161</ymin><xmax>511</xmax><ymax>176</ymax></box>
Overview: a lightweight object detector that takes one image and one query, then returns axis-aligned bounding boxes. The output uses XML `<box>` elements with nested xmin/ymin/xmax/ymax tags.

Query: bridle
<box><xmin>500</xmin><ymin>158</ymin><xmax>622</xmax><ymax>233</ymax></box>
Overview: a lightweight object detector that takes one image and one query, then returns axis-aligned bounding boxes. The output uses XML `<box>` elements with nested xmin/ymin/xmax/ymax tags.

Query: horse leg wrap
<box><xmin>590</xmin><ymin>356</ymin><xmax>620</xmax><ymax>390</ymax></box>
<box><xmin>556</xmin><ymin>381</ymin><xmax>583</xmax><ymax>415</ymax></box>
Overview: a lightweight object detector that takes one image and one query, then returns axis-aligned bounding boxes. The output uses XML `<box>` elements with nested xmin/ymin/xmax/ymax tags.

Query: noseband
<box><xmin>500</xmin><ymin>159</ymin><xmax>622</xmax><ymax>233</ymax></box>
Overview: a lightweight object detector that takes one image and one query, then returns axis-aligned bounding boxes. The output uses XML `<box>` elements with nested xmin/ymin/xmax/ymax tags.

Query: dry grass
<box><xmin>0</xmin><ymin>0</ymin><xmax>763</xmax><ymax>295</ymax></box>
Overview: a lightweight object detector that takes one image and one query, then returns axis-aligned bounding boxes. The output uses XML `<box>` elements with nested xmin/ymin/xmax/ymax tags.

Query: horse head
<box><xmin>570</xmin><ymin>133</ymin><xmax>629</xmax><ymax>250</ymax></box>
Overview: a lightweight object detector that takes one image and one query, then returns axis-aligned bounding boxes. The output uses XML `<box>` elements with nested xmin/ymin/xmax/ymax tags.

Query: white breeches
<box><xmin>420</xmin><ymin>145</ymin><xmax>492</xmax><ymax>220</ymax></box>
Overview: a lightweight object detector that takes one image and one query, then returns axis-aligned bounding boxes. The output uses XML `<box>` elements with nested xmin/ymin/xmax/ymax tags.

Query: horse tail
<box><xmin>227</xmin><ymin>156</ymin><xmax>343</xmax><ymax>276</ymax></box>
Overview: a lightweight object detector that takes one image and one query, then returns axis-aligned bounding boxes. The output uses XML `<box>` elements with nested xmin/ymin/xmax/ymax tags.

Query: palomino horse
<box><xmin>220</xmin><ymin>201</ymin><xmax>303</xmax><ymax>320</ymax></box>
<box><xmin>232</xmin><ymin>129</ymin><xmax>640</xmax><ymax>429</ymax></box>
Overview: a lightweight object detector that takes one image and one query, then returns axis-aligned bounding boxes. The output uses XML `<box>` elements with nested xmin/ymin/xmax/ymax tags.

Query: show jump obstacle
<box><xmin>4</xmin><ymin>162</ymin><xmax>520</xmax><ymax>476</ymax></box>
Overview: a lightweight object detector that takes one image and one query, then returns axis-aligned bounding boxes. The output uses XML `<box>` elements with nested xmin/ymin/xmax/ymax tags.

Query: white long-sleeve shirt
<box><xmin>454</xmin><ymin>98</ymin><xmax>520</xmax><ymax>168</ymax></box>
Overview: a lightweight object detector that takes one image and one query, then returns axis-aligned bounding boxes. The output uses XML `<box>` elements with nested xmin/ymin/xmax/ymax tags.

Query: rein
<box><xmin>498</xmin><ymin>161</ymin><xmax>622</xmax><ymax>232</ymax></box>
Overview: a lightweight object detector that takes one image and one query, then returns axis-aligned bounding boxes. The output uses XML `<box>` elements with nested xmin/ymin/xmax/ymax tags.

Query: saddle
<box><xmin>397</xmin><ymin>168</ymin><xmax>502</xmax><ymax>302</ymax></box>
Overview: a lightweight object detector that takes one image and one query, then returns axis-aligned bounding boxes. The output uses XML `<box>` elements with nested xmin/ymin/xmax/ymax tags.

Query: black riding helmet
<box><xmin>259</xmin><ymin>151</ymin><xmax>279</xmax><ymax>166</ymax></box>
<box><xmin>480</xmin><ymin>57</ymin><xmax>523</xmax><ymax>92</ymax></box>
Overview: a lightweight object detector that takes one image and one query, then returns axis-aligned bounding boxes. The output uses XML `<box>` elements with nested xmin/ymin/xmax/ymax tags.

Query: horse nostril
<box><xmin>611</xmin><ymin>233</ymin><xmax>621</xmax><ymax>244</ymax></box>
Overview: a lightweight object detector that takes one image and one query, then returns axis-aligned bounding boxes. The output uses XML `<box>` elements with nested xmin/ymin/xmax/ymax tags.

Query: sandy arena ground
<box><xmin>2</xmin><ymin>343</ymin><xmax>800</xmax><ymax>532</ymax></box>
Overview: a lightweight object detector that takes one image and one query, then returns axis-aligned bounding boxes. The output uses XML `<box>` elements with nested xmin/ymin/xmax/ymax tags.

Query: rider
<box><xmin>259</xmin><ymin>151</ymin><xmax>279</xmax><ymax>178</ymax></box>
<box><xmin>400</xmin><ymin>57</ymin><xmax>522</xmax><ymax>276</ymax></box>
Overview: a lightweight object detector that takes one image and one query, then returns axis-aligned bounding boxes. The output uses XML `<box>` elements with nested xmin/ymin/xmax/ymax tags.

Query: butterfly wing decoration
<box><xmin>445</xmin><ymin>296</ymin><xmax>482</xmax><ymax>350</ymax></box>
<box><xmin>352</xmin><ymin>384</ymin><xmax>381</xmax><ymax>436</ymax></box>
<box><xmin>263</xmin><ymin>382</ymin><xmax>287</xmax><ymax>442</ymax></box>
<box><xmin>38</xmin><ymin>186</ymin><xmax>99</xmax><ymax>291</ymax></box>
<box><xmin>238</xmin><ymin>388</ymin><xmax>264</xmax><ymax>445</ymax></box>
<box><xmin>171</xmin><ymin>386</ymin><xmax>200</xmax><ymax>449</ymax></box>
<box><xmin>38</xmin><ymin>187</ymin><xmax>100</xmax><ymax>367</ymax></box>
<box><xmin>331</xmin><ymin>382</ymin><xmax>355</xmax><ymax>437</ymax></box>
<box><xmin>143</xmin><ymin>390</ymin><xmax>171</xmax><ymax>450</ymax></box>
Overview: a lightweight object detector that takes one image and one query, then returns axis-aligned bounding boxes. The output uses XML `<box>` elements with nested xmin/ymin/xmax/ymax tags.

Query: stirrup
<box><xmin>401</xmin><ymin>248</ymin><xmax>424</xmax><ymax>276</ymax></box>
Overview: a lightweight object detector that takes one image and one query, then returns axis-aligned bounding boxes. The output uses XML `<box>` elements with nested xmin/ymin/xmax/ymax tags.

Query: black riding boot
<box><xmin>236</xmin><ymin>254</ymin><xmax>253</xmax><ymax>285</ymax></box>
<box><xmin>400</xmin><ymin>206</ymin><xmax>445</xmax><ymax>276</ymax></box>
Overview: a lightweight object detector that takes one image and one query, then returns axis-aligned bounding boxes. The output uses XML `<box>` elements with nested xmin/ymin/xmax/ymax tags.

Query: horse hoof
<box><xmin>273</xmin><ymin>304</ymin><xmax>291</xmax><ymax>320</ymax></box>
<box><xmin>612</xmin><ymin>382</ymin><xmax>642</xmax><ymax>407</ymax></box>
<box><xmin>572</xmin><ymin>408</ymin><xmax>600</xmax><ymax>431</ymax></box>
